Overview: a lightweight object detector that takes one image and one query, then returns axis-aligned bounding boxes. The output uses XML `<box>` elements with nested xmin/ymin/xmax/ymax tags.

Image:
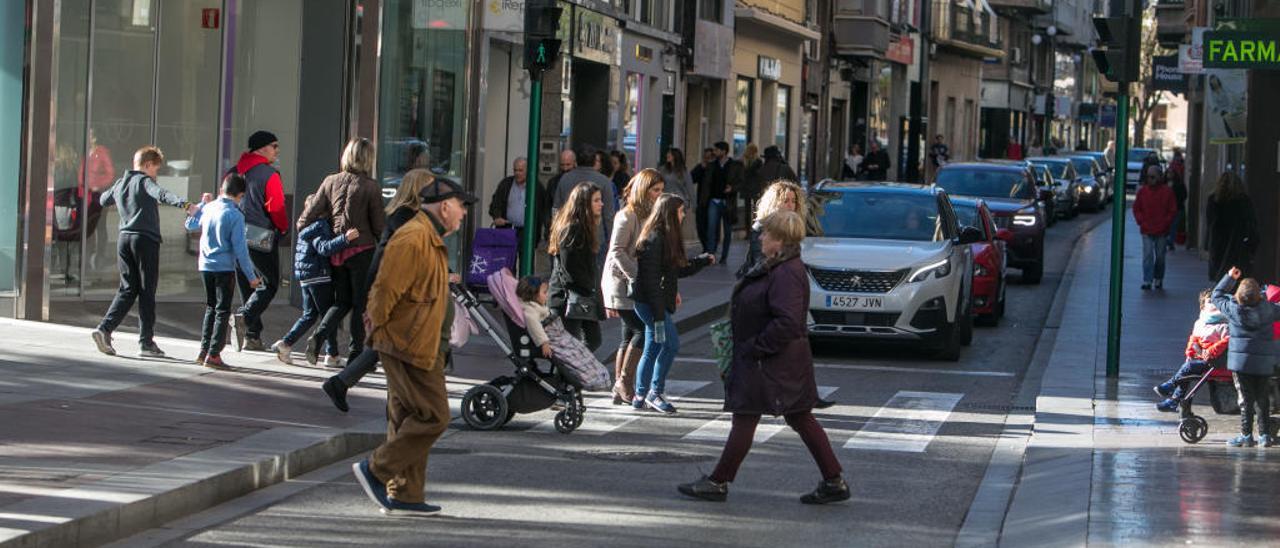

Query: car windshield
<box><xmin>1130</xmin><ymin>149</ymin><xmax>1156</xmax><ymax>163</ymax></box>
<box><xmin>1030</xmin><ymin>160</ymin><xmax>1068</xmax><ymax>179</ymax></box>
<box><xmin>1069</xmin><ymin>158</ymin><xmax>1094</xmax><ymax>176</ymax></box>
<box><xmin>935</xmin><ymin>169</ymin><xmax>1035</xmax><ymax>200</ymax></box>
<box><xmin>814</xmin><ymin>191</ymin><xmax>943</xmax><ymax>242</ymax></box>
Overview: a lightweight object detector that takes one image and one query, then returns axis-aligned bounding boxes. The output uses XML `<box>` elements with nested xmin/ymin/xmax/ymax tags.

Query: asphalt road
<box><xmin>130</xmin><ymin>205</ymin><xmax>1111</xmax><ymax>548</ymax></box>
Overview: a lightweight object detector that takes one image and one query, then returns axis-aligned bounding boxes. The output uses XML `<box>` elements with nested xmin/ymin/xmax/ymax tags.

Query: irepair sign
<box><xmin>1203</xmin><ymin>31</ymin><xmax>1280</xmax><ymax>69</ymax></box>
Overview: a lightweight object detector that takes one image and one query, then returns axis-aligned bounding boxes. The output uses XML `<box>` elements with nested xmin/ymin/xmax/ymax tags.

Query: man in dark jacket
<box><xmin>756</xmin><ymin>146</ymin><xmax>798</xmax><ymax>186</ymax></box>
<box><xmin>91</xmin><ymin>146</ymin><xmax>197</xmax><ymax>358</ymax></box>
<box><xmin>863</xmin><ymin>140</ymin><xmax>891</xmax><ymax>181</ymax></box>
<box><xmin>232</xmin><ymin>130</ymin><xmax>291</xmax><ymax>351</ymax></box>
<box><xmin>690</xmin><ymin>148</ymin><xmax>715</xmax><ymax>251</ymax></box>
<box><xmin>706</xmin><ymin>141</ymin><xmax>743</xmax><ymax>263</ymax></box>
<box><xmin>489</xmin><ymin>157</ymin><xmax>533</xmax><ymax>247</ymax></box>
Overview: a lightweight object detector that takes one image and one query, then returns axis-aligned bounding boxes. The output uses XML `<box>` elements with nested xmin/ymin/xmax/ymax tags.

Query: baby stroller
<box><xmin>455</xmin><ymin>269</ymin><xmax>587</xmax><ymax>434</ymax></box>
<box><xmin>1173</xmin><ymin>359</ymin><xmax>1280</xmax><ymax>444</ymax></box>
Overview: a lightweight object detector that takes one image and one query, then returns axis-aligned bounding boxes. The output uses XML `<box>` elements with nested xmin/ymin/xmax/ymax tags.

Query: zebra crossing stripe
<box><xmin>531</xmin><ymin>380</ymin><xmax>711</xmax><ymax>435</ymax></box>
<box><xmin>843</xmin><ymin>391</ymin><xmax>963</xmax><ymax>453</ymax></box>
<box><xmin>681</xmin><ymin>386</ymin><xmax>840</xmax><ymax>444</ymax></box>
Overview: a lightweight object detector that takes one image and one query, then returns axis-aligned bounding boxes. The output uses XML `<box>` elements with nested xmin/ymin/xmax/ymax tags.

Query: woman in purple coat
<box><xmin>678</xmin><ymin>211</ymin><xmax>849</xmax><ymax>504</ymax></box>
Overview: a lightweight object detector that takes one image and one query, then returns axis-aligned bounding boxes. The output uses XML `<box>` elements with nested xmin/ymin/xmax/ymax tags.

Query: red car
<box><xmin>950</xmin><ymin>198</ymin><xmax>1010</xmax><ymax>325</ymax></box>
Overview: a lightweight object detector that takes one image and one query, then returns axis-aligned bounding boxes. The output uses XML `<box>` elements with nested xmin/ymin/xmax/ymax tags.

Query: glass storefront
<box><xmin>0</xmin><ymin>0</ymin><xmax>23</xmax><ymax>294</ymax></box>
<box><xmin>775</xmin><ymin>84</ymin><xmax>790</xmax><ymax>153</ymax></box>
<box><xmin>733</xmin><ymin>77</ymin><xmax>753</xmax><ymax>156</ymax></box>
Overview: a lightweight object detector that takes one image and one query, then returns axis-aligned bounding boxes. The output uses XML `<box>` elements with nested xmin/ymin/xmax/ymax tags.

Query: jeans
<box><xmin>98</xmin><ymin>233</ymin><xmax>160</xmax><ymax>343</ymax></box>
<box><xmin>704</xmin><ymin>198</ymin><xmax>732</xmax><ymax>260</ymax></box>
<box><xmin>695</xmin><ymin>203</ymin><xmax>710</xmax><ymax>252</ymax></box>
<box><xmin>338</xmin><ymin>347</ymin><xmax>380</xmax><ymax>388</ymax></box>
<box><xmin>710</xmin><ymin>412</ymin><xmax>843</xmax><ymax>483</ymax></box>
<box><xmin>236</xmin><ymin>245</ymin><xmax>281</xmax><ymax>340</ymax></box>
<box><xmin>561</xmin><ymin>317</ymin><xmax>602</xmax><ymax>352</ymax></box>
<box><xmin>634</xmin><ymin>302</ymin><xmax>679</xmax><ymax>396</ymax></box>
<box><xmin>1166</xmin><ymin>359</ymin><xmax>1212</xmax><ymax>400</ymax></box>
<box><xmin>1233</xmin><ymin>372</ymin><xmax>1272</xmax><ymax>437</ymax></box>
<box><xmin>282</xmin><ymin>284</ymin><xmax>338</xmax><ymax>355</ymax></box>
<box><xmin>311</xmin><ymin>249</ymin><xmax>374</xmax><ymax>359</ymax></box>
<box><xmin>200</xmin><ymin>271</ymin><xmax>236</xmax><ymax>356</ymax></box>
<box><xmin>1141</xmin><ymin>234</ymin><xmax>1167</xmax><ymax>283</ymax></box>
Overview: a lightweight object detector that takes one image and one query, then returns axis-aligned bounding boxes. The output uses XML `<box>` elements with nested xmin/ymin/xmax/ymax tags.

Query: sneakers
<box><xmin>243</xmin><ymin>338</ymin><xmax>267</xmax><ymax>352</ymax></box>
<box><xmin>323</xmin><ymin>376</ymin><xmax>350</xmax><ymax>413</ymax></box>
<box><xmin>646</xmin><ymin>393</ymin><xmax>678</xmax><ymax>414</ymax></box>
<box><xmin>91</xmin><ymin>329</ymin><xmax>116</xmax><ymax>356</ymax></box>
<box><xmin>800</xmin><ymin>477</ymin><xmax>852</xmax><ymax>505</ymax></box>
<box><xmin>1140</xmin><ymin>283</ymin><xmax>1152</xmax><ymax>291</ymax></box>
<box><xmin>383</xmin><ymin>498</ymin><xmax>442</xmax><ymax>517</ymax></box>
<box><xmin>1153</xmin><ymin>382</ymin><xmax>1175</xmax><ymax>398</ymax></box>
<box><xmin>677</xmin><ymin>475</ymin><xmax>728</xmax><ymax>502</ymax></box>
<box><xmin>322</xmin><ymin>355</ymin><xmax>345</xmax><ymax>370</ymax></box>
<box><xmin>1155</xmin><ymin>399</ymin><xmax>1180</xmax><ymax>413</ymax></box>
<box><xmin>1259</xmin><ymin>434</ymin><xmax>1275</xmax><ymax>448</ymax></box>
<box><xmin>632</xmin><ymin>395</ymin><xmax>647</xmax><ymax>410</ymax></box>
<box><xmin>232</xmin><ymin>315</ymin><xmax>246</xmax><ymax>352</ymax></box>
<box><xmin>1227</xmin><ymin>434</ymin><xmax>1257</xmax><ymax>448</ymax></box>
<box><xmin>138</xmin><ymin>341</ymin><xmax>167</xmax><ymax>358</ymax></box>
<box><xmin>1154</xmin><ymin>279</ymin><xmax>1164</xmax><ymax>290</ymax></box>
<box><xmin>273</xmin><ymin>340</ymin><xmax>293</xmax><ymax>365</ymax></box>
<box><xmin>352</xmin><ymin>459</ymin><xmax>391</xmax><ymax>512</ymax></box>
<box><xmin>304</xmin><ymin>337</ymin><xmax>320</xmax><ymax>366</ymax></box>
<box><xmin>203</xmin><ymin>355</ymin><xmax>229</xmax><ymax>370</ymax></box>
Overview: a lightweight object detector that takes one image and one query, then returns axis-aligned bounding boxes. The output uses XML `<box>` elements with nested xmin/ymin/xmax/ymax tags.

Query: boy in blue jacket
<box><xmin>1211</xmin><ymin>266</ymin><xmax>1280</xmax><ymax>447</ymax></box>
<box><xmin>273</xmin><ymin>194</ymin><xmax>359</xmax><ymax>366</ymax></box>
<box><xmin>186</xmin><ymin>173</ymin><xmax>261</xmax><ymax>369</ymax></box>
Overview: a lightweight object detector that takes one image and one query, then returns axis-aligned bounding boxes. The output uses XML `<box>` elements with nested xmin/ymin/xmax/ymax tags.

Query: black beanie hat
<box><xmin>247</xmin><ymin>130</ymin><xmax>278</xmax><ymax>152</ymax></box>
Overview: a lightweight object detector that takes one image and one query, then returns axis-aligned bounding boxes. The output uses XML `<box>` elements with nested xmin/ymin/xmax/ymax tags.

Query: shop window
<box><xmin>734</xmin><ymin>77</ymin><xmax>754</xmax><ymax>157</ymax></box>
<box><xmin>624</xmin><ymin>73</ymin><xmax>642</xmax><ymax>164</ymax></box>
<box><xmin>775</xmin><ymin>85</ymin><xmax>791</xmax><ymax>154</ymax></box>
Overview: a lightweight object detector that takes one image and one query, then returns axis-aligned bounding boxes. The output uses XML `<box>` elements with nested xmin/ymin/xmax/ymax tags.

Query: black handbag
<box><xmin>564</xmin><ymin>291</ymin><xmax>601</xmax><ymax>321</ymax></box>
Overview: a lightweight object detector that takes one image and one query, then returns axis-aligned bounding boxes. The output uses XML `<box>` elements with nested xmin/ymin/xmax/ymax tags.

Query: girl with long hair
<box><xmin>659</xmin><ymin>148</ymin><xmax>693</xmax><ymax>202</ymax></box>
<box><xmin>1206</xmin><ymin>171</ymin><xmax>1258</xmax><ymax>280</ymax></box>
<box><xmin>603</xmin><ymin>169</ymin><xmax>666</xmax><ymax>405</ymax></box>
<box><xmin>632</xmin><ymin>194</ymin><xmax>716</xmax><ymax>413</ymax></box>
<box><xmin>548</xmin><ymin>182</ymin><xmax>606</xmax><ymax>350</ymax></box>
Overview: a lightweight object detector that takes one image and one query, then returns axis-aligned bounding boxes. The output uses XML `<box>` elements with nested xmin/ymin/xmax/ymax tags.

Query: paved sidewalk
<box><xmin>1002</xmin><ymin>214</ymin><xmax>1280</xmax><ymax>546</ymax></box>
<box><xmin>0</xmin><ymin>244</ymin><xmax>741</xmax><ymax>547</ymax></box>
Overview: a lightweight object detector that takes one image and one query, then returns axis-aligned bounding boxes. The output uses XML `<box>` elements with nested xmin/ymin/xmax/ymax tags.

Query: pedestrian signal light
<box><xmin>524</xmin><ymin>0</ymin><xmax>563</xmax><ymax>75</ymax></box>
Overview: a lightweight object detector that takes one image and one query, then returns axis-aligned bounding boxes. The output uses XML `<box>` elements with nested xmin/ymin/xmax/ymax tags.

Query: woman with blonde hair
<box><xmin>549</xmin><ymin>182</ymin><xmax>607</xmax><ymax>350</ymax></box>
<box><xmin>295</xmin><ymin>137</ymin><xmax>387</xmax><ymax>366</ymax></box>
<box><xmin>603</xmin><ymin>168</ymin><xmax>666</xmax><ymax>404</ymax></box>
<box><xmin>737</xmin><ymin>180</ymin><xmax>807</xmax><ymax>279</ymax></box>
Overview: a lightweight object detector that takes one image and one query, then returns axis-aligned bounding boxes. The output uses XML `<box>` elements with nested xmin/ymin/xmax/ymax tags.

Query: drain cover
<box><xmin>570</xmin><ymin>450</ymin><xmax>714</xmax><ymax>463</ymax></box>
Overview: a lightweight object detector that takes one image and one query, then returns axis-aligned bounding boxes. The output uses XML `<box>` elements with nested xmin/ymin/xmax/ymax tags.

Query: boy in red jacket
<box><xmin>1133</xmin><ymin>165</ymin><xmax>1177</xmax><ymax>290</ymax></box>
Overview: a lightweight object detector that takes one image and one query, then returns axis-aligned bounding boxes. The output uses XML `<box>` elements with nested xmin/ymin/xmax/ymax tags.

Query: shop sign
<box><xmin>412</xmin><ymin>0</ymin><xmax>467</xmax><ymax>30</ymax></box>
<box><xmin>1099</xmin><ymin>104</ymin><xmax>1117</xmax><ymax>127</ymax></box>
<box><xmin>758</xmin><ymin>56</ymin><xmax>781</xmax><ymax>81</ymax></box>
<box><xmin>1077</xmin><ymin>103</ymin><xmax>1098</xmax><ymax>124</ymax></box>
<box><xmin>1203</xmin><ymin>31</ymin><xmax>1280</xmax><ymax>69</ymax></box>
<box><xmin>886</xmin><ymin>35</ymin><xmax>914</xmax><ymax>66</ymax></box>
<box><xmin>1206</xmin><ymin>69</ymin><xmax>1247</xmax><ymax>144</ymax></box>
<box><xmin>1152</xmin><ymin>55</ymin><xmax>1187</xmax><ymax>93</ymax></box>
<box><xmin>574</xmin><ymin>8</ymin><xmax>619</xmax><ymax>65</ymax></box>
<box><xmin>483</xmin><ymin>0</ymin><xmax>524</xmax><ymax>32</ymax></box>
<box><xmin>1178</xmin><ymin>27</ymin><xmax>1207</xmax><ymax>74</ymax></box>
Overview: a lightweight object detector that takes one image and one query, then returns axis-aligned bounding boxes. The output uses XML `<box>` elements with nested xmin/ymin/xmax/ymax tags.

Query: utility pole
<box><xmin>907</xmin><ymin>0</ymin><xmax>931</xmax><ymax>183</ymax></box>
<box><xmin>521</xmin><ymin>1</ymin><xmax>563</xmax><ymax>277</ymax></box>
<box><xmin>1093</xmin><ymin>0</ymin><xmax>1143</xmax><ymax>377</ymax></box>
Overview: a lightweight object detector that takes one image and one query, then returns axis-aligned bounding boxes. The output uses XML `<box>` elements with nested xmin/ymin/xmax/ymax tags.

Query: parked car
<box><xmin>805</xmin><ymin>182</ymin><xmax>977</xmax><ymax>360</ymax></box>
<box><xmin>1030</xmin><ymin>163</ymin><xmax>1059</xmax><ymax>226</ymax></box>
<box><xmin>1064</xmin><ymin>155</ymin><xmax>1107</xmax><ymax>212</ymax></box>
<box><xmin>950</xmin><ymin>198</ymin><xmax>1009</xmax><ymax>325</ymax></box>
<box><xmin>1125</xmin><ymin>148</ymin><xmax>1163</xmax><ymax>192</ymax></box>
<box><xmin>934</xmin><ymin>163</ymin><xmax>1046</xmax><ymax>283</ymax></box>
<box><xmin>1074</xmin><ymin>151</ymin><xmax>1114</xmax><ymax>201</ymax></box>
<box><xmin>1028</xmin><ymin>157</ymin><xmax>1082</xmax><ymax>219</ymax></box>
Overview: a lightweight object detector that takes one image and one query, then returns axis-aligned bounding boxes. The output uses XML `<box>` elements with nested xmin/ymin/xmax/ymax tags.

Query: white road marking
<box><xmin>681</xmin><ymin>386</ymin><xmax>840</xmax><ymax>444</ymax></box>
<box><xmin>531</xmin><ymin>380</ymin><xmax>711</xmax><ymax>435</ymax></box>
<box><xmin>844</xmin><ymin>391</ymin><xmax>964</xmax><ymax>453</ymax></box>
<box><xmin>675</xmin><ymin>357</ymin><xmax>1014</xmax><ymax>378</ymax></box>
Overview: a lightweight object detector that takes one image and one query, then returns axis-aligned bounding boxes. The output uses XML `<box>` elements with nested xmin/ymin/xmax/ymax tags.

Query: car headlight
<box><xmin>1083</xmin><ymin>185</ymin><xmax>1095</xmax><ymax>193</ymax></box>
<box><xmin>1013</xmin><ymin>206</ymin><xmax>1038</xmax><ymax>226</ymax></box>
<box><xmin>908</xmin><ymin>258</ymin><xmax>951</xmax><ymax>283</ymax></box>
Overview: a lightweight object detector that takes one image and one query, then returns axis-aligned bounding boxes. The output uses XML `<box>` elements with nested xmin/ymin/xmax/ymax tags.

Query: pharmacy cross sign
<box><xmin>1203</xmin><ymin>31</ymin><xmax>1280</xmax><ymax>69</ymax></box>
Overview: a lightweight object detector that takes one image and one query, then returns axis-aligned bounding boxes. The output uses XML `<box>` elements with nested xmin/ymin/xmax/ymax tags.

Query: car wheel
<box><xmin>933</xmin><ymin>320</ymin><xmax>962</xmax><ymax>362</ymax></box>
<box><xmin>959</xmin><ymin>301</ymin><xmax>974</xmax><ymax>347</ymax></box>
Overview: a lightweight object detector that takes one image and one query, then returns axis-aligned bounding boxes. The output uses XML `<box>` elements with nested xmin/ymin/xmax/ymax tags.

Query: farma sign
<box><xmin>1203</xmin><ymin>31</ymin><xmax>1280</xmax><ymax>69</ymax></box>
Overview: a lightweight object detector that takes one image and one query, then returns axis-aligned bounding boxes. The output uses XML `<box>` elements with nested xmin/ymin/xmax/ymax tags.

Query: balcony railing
<box><xmin>932</xmin><ymin>0</ymin><xmax>1005</xmax><ymax>58</ymax></box>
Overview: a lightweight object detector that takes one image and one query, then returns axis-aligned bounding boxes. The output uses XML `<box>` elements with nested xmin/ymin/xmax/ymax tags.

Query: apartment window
<box><xmin>775</xmin><ymin>85</ymin><xmax>791</xmax><ymax>153</ymax></box>
<box><xmin>700</xmin><ymin>0</ymin><xmax>724</xmax><ymax>23</ymax></box>
<box><xmin>734</xmin><ymin>77</ymin><xmax>754</xmax><ymax>156</ymax></box>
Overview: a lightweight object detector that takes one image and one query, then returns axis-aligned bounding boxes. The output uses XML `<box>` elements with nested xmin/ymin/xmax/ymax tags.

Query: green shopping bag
<box><xmin>709</xmin><ymin>319</ymin><xmax>733</xmax><ymax>380</ymax></box>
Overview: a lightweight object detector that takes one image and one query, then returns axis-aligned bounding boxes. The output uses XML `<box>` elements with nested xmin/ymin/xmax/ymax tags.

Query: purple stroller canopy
<box><xmin>487</xmin><ymin>268</ymin><xmax>525</xmax><ymax>329</ymax></box>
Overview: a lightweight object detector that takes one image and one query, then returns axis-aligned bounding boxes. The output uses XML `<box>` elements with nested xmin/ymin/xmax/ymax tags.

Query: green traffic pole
<box><xmin>521</xmin><ymin>73</ymin><xmax>543</xmax><ymax>277</ymax></box>
<box><xmin>1106</xmin><ymin>87</ymin><xmax>1131</xmax><ymax>378</ymax></box>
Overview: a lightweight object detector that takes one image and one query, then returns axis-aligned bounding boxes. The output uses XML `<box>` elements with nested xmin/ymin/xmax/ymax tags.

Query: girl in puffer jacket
<box><xmin>1154</xmin><ymin>288</ymin><xmax>1230</xmax><ymax>411</ymax></box>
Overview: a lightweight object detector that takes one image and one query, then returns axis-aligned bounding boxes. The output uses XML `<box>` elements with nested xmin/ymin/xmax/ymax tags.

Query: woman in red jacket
<box><xmin>1133</xmin><ymin>165</ymin><xmax>1177</xmax><ymax>290</ymax></box>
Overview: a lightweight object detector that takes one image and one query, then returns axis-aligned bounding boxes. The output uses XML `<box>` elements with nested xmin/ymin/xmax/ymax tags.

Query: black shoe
<box><xmin>1140</xmin><ymin>283</ymin><xmax>1152</xmax><ymax>291</ymax></box>
<box><xmin>814</xmin><ymin>398</ymin><xmax>836</xmax><ymax>410</ymax></box>
<box><xmin>677</xmin><ymin>475</ymin><xmax>728</xmax><ymax>502</ymax></box>
<box><xmin>305</xmin><ymin>337</ymin><xmax>320</xmax><ymax>366</ymax></box>
<box><xmin>138</xmin><ymin>341</ymin><xmax>167</xmax><ymax>358</ymax></box>
<box><xmin>233</xmin><ymin>315</ymin><xmax>246</xmax><ymax>352</ymax></box>
<box><xmin>1153</xmin><ymin>279</ymin><xmax>1164</xmax><ymax>290</ymax></box>
<box><xmin>800</xmin><ymin>477</ymin><xmax>851</xmax><ymax>505</ymax></box>
<box><xmin>243</xmin><ymin>338</ymin><xmax>267</xmax><ymax>352</ymax></box>
<box><xmin>323</xmin><ymin>376</ymin><xmax>350</xmax><ymax>413</ymax></box>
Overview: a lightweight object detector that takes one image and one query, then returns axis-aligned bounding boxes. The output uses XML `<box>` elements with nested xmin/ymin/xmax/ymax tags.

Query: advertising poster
<box><xmin>1205</xmin><ymin>69</ymin><xmax>1247</xmax><ymax>144</ymax></box>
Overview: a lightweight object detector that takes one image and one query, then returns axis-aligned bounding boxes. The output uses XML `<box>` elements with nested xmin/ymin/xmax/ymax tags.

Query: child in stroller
<box><xmin>456</xmin><ymin>269</ymin><xmax>609</xmax><ymax>434</ymax></box>
<box><xmin>1154</xmin><ymin>288</ymin><xmax>1229</xmax><ymax>413</ymax></box>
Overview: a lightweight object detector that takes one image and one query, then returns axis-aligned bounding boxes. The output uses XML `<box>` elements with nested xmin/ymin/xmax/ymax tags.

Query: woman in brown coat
<box><xmin>678</xmin><ymin>210</ymin><xmax>849</xmax><ymax>504</ymax></box>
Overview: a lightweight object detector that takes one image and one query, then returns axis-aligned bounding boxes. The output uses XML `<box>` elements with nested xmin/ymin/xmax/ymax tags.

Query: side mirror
<box><xmin>959</xmin><ymin>225</ymin><xmax>984</xmax><ymax>244</ymax></box>
<box><xmin>995</xmin><ymin>228</ymin><xmax>1014</xmax><ymax>242</ymax></box>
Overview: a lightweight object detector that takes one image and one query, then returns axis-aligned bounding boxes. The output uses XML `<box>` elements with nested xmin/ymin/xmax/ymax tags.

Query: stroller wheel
<box><xmin>554</xmin><ymin>404</ymin><xmax>584</xmax><ymax>434</ymax></box>
<box><xmin>1179</xmin><ymin>416</ymin><xmax>1208</xmax><ymax>444</ymax></box>
<box><xmin>461</xmin><ymin>384</ymin><xmax>510</xmax><ymax>431</ymax></box>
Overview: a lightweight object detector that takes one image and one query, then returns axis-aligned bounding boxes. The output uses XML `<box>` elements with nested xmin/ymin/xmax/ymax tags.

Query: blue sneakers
<box><xmin>1155</xmin><ymin>399</ymin><xmax>1180</xmax><ymax>413</ymax></box>
<box><xmin>1227</xmin><ymin>435</ymin><xmax>1257</xmax><ymax>448</ymax></box>
<box><xmin>1153</xmin><ymin>382</ymin><xmax>1175</xmax><ymax>398</ymax></box>
<box><xmin>352</xmin><ymin>459</ymin><xmax>391</xmax><ymax>512</ymax></box>
<box><xmin>632</xmin><ymin>394</ymin><xmax>647</xmax><ymax>410</ymax></box>
<box><xmin>1259</xmin><ymin>434</ymin><xmax>1275</xmax><ymax>448</ymax></box>
<box><xmin>384</xmin><ymin>498</ymin><xmax>443</xmax><ymax>517</ymax></box>
<box><xmin>646</xmin><ymin>393</ymin><xmax>678</xmax><ymax>414</ymax></box>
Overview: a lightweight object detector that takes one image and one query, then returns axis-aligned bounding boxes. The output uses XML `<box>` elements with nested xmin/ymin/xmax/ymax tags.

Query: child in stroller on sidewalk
<box><xmin>1154</xmin><ymin>288</ymin><xmax>1229</xmax><ymax>412</ymax></box>
<box><xmin>517</xmin><ymin>276</ymin><xmax>611</xmax><ymax>391</ymax></box>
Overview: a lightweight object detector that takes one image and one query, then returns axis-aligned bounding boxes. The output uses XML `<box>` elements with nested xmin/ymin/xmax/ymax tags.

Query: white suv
<box><xmin>804</xmin><ymin>182</ymin><xmax>978</xmax><ymax>360</ymax></box>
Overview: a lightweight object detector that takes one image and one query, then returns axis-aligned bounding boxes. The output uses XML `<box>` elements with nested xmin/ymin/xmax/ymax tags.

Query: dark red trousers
<box><xmin>710</xmin><ymin>412</ymin><xmax>843</xmax><ymax>483</ymax></box>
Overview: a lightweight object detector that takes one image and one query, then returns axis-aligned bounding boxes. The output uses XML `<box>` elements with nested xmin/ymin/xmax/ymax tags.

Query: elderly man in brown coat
<box><xmin>352</xmin><ymin>175</ymin><xmax>474</xmax><ymax>516</ymax></box>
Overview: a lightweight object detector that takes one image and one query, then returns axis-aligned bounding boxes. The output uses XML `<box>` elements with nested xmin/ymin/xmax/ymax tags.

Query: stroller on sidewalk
<box><xmin>454</xmin><ymin>269</ymin><xmax>604</xmax><ymax>434</ymax></box>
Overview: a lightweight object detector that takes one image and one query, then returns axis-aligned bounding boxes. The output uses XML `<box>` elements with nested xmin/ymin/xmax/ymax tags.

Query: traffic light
<box><xmin>524</xmin><ymin>0</ymin><xmax>563</xmax><ymax>76</ymax></box>
<box><xmin>1092</xmin><ymin>16</ymin><xmax>1141</xmax><ymax>83</ymax></box>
